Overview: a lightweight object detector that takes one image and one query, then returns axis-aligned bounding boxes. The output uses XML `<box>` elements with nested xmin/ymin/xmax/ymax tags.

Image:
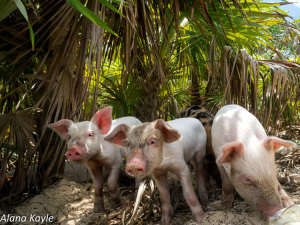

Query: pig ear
<box><xmin>217</xmin><ymin>141</ymin><xmax>244</xmax><ymax>164</ymax></box>
<box><xmin>92</xmin><ymin>106</ymin><xmax>113</xmax><ymax>135</ymax></box>
<box><xmin>104</xmin><ymin>124</ymin><xmax>129</xmax><ymax>146</ymax></box>
<box><xmin>48</xmin><ymin>119</ymin><xmax>73</xmax><ymax>140</ymax></box>
<box><xmin>154</xmin><ymin>119</ymin><xmax>181</xmax><ymax>143</ymax></box>
<box><xmin>263</xmin><ymin>137</ymin><xmax>296</xmax><ymax>152</ymax></box>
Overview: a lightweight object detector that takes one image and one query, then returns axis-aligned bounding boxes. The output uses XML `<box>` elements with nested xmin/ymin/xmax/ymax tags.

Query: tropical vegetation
<box><xmin>0</xmin><ymin>0</ymin><xmax>299</xmax><ymax>205</ymax></box>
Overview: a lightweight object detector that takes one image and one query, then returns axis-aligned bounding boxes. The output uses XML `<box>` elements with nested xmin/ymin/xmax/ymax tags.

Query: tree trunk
<box><xmin>191</xmin><ymin>70</ymin><xmax>201</xmax><ymax>105</ymax></box>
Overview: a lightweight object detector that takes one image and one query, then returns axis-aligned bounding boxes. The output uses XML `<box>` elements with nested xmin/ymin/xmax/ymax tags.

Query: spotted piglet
<box><xmin>179</xmin><ymin>105</ymin><xmax>221</xmax><ymax>188</ymax></box>
<box><xmin>212</xmin><ymin>104</ymin><xmax>296</xmax><ymax>218</ymax></box>
<box><xmin>105</xmin><ymin>118</ymin><xmax>208</xmax><ymax>225</ymax></box>
<box><xmin>48</xmin><ymin>106</ymin><xmax>141</xmax><ymax>212</ymax></box>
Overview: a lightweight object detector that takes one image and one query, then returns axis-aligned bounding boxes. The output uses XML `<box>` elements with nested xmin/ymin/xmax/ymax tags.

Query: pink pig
<box><xmin>105</xmin><ymin>118</ymin><xmax>208</xmax><ymax>225</ymax></box>
<box><xmin>48</xmin><ymin>106</ymin><xmax>141</xmax><ymax>212</ymax></box>
<box><xmin>212</xmin><ymin>104</ymin><xmax>296</xmax><ymax>217</ymax></box>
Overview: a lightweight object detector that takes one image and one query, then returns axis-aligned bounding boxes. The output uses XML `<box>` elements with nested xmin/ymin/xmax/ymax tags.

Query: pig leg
<box><xmin>194</xmin><ymin>153</ymin><xmax>209</xmax><ymax>207</ymax></box>
<box><xmin>277</xmin><ymin>181</ymin><xmax>294</xmax><ymax>207</ymax></box>
<box><xmin>203</xmin><ymin>161</ymin><xmax>212</xmax><ymax>190</ymax></box>
<box><xmin>153</xmin><ymin>173</ymin><xmax>173</xmax><ymax>225</ymax></box>
<box><xmin>89</xmin><ymin>166</ymin><xmax>104</xmax><ymax>212</ymax></box>
<box><xmin>211</xmin><ymin>162</ymin><xmax>222</xmax><ymax>188</ymax></box>
<box><xmin>205</xmin><ymin>155</ymin><xmax>222</xmax><ymax>188</ymax></box>
<box><xmin>219</xmin><ymin>166</ymin><xmax>234</xmax><ymax>208</ymax></box>
<box><xmin>175</xmin><ymin>164</ymin><xmax>205</xmax><ymax>223</ymax></box>
<box><xmin>135</xmin><ymin>177</ymin><xmax>143</xmax><ymax>189</ymax></box>
<box><xmin>107</xmin><ymin>165</ymin><xmax>120</xmax><ymax>204</ymax></box>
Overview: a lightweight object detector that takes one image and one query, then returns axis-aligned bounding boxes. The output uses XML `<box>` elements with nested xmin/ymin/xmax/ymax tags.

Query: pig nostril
<box><xmin>136</xmin><ymin>168</ymin><xmax>144</xmax><ymax>172</ymax></box>
<box><xmin>75</xmin><ymin>152</ymin><xmax>80</xmax><ymax>156</ymax></box>
<box><xmin>68</xmin><ymin>154</ymin><xmax>72</xmax><ymax>156</ymax></box>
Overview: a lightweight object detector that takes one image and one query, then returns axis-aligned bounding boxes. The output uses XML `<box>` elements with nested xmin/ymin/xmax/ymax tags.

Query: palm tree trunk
<box><xmin>191</xmin><ymin>70</ymin><xmax>201</xmax><ymax>105</ymax></box>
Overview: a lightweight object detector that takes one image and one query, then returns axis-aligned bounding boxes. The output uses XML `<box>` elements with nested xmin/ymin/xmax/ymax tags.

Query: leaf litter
<box><xmin>2</xmin><ymin>132</ymin><xmax>299</xmax><ymax>225</ymax></box>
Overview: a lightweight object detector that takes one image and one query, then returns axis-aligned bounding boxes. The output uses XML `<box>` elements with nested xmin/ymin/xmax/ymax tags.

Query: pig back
<box><xmin>105</xmin><ymin>117</ymin><xmax>142</xmax><ymax>137</ymax></box>
<box><xmin>212</xmin><ymin>104</ymin><xmax>267</xmax><ymax>157</ymax></box>
<box><xmin>101</xmin><ymin>117</ymin><xmax>141</xmax><ymax>162</ymax></box>
<box><xmin>167</xmin><ymin>118</ymin><xmax>207</xmax><ymax>162</ymax></box>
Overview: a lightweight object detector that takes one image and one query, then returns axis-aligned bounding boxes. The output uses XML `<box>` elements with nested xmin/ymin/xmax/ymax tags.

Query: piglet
<box><xmin>48</xmin><ymin>106</ymin><xmax>141</xmax><ymax>212</ymax></box>
<box><xmin>212</xmin><ymin>104</ymin><xmax>296</xmax><ymax>217</ymax></box>
<box><xmin>105</xmin><ymin>118</ymin><xmax>208</xmax><ymax>225</ymax></box>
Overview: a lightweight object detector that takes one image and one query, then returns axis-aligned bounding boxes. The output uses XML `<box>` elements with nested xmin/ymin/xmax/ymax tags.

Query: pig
<box><xmin>104</xmin><ymin>118</ymin><xmax>208</xmax><ymax>225</ymax></box>
<box><xmin>179</xmin><ymin>105</ymin><xmax>222</xmax><ymax>188</ymax></box>
<box><xmin>48</xmin><ymin>106</ymin><xmax>142</xmax><ymax>212</ymax></box>
<box><xmin>211</xmin><ymin>104</ymin><xmax>296</xmax><ymax>217</ymax></box>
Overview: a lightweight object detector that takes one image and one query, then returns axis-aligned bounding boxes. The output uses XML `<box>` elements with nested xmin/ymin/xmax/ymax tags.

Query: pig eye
<box><xmin>148</xmin><ymin>138</ymin><xmax>158</xmax><ymax>147</ymax></box>
<box><xmin>241</xmin><ymin>176</ymin><xmax>255</xmax><ymax>186</ymax></box>
<box><xmin>88</xmin><ymin>132</ymin><xmax>94</xmax><ymax>137</ymax></box>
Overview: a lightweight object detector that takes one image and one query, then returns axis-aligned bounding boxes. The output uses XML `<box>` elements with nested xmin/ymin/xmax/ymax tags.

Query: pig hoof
<box><xmin>199</xmin><ymin>191</ymin><xmax>209</xmax><ymax>208</ymax></box>
<box><xmin>109</xmin><ymin>189</ymin><xmax>121</xmax><ymax>203</ymax></box>
<box><xmin>160</xmin><ymin>216</ymin><xmax>171</xmax><ymax>225</ymax></box>
<box><xmin>194</xmin><ymin>210</ymin><xmax>205</xmax><ymax>223</ymax></box>
<box><xmin>222</xmin><ymin>199</ymin><xmax>233</xmax><ymax>209</ymax></box>
<box><xmin>93</xmin><ymin>203</ymin><xmax>104</xmax><ymax>213</ymax></box>
<box><xmin>111</xmin><ymin>196</ymin><xmax>122</xmax><ymax>206</ymax></box>
<box><xmin>161</xmin><ymin>210</ymin><xmax>173</xmax><ymax>225</ymax></box>
<box><xmin>201</xmin><ymin>199</ymin><xmax>209</xmax><ymax>209</ymax></box>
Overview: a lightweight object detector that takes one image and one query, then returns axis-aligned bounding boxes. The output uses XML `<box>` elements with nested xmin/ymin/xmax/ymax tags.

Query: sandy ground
<box><xmin>2</xmin><ymin>143</ymin><xmax>299</xmax><ymax>225</ymax></box>
<box><xmin>5</xmin><ymin>179</ymin><xmax>299</xmax><ymax>225</ymax></box>
<box><xmin>3</xmin><ymin>178</ymin><xmax>269</xmax><ymax>225</ymax></box>
<box><xmin>4</xmin><ymin>172</ymin><xmax>299</xmax><ymax>225</ymax></box>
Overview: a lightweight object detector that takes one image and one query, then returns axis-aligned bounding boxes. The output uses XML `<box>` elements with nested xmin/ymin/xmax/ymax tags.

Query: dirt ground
<box><xmin>0</xmin><ymin>179</ymin><xmax>267</xmax><ymax>225</ymax></box>
<box><xmin>2</xmin><ymin>136</ymin><xmax>299</xmax><ymax>225</ymax></box>
<box><xmin>6</xmin><ymin>174</ymin><xmax>300</xmax><ymax>225</ymax></box>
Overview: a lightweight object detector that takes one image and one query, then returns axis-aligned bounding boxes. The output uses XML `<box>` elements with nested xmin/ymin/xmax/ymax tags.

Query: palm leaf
<box><xmin>66</xmin><ymin>0</ymin><xmax>118</xmax><ymax>35</ymax></box>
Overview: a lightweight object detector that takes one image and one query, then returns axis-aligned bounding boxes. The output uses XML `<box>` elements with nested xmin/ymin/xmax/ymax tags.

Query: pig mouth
<box><xmin>78</xmin><ymin>153</ymin><xmax>89</xmax><ymax>162</ymax></box>
<box><xmin>125</xmin><ymin>165</ymin><xmax>148</xmax><ymax>178</ymax></box>
<box><xmin>256</xmin><ymin>202</ymin><xmax>281</xmax><ymax>217</ymax></box>
<box><xmin>125</xmin><ymin>158</ymin><xmax>148</xmax><ymax>178</ymax></box>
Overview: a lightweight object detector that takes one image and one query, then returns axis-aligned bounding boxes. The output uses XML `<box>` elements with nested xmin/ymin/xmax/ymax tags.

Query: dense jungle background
<box><xmin>0</xmin><ymin>0</ymin><xmax>299</xmax><ymax>224</ymax></box>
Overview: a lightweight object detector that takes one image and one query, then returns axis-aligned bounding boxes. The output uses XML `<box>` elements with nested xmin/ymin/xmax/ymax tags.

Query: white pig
<box><xmin>48</xmin><ymin>106</ymin><xmax>141</xmax><ymax>212</ymax></box>
<box><xmin>105</xmin><ymin>118</ymin><xmax>208</xmax><ymax>225</ymax></box>
<box><xmin>212</xmin><ymin>104</ymin><xmax>296</xmax><ymax>217</ymax></box>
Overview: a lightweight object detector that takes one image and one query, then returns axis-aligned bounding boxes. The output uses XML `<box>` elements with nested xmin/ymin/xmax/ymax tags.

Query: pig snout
<box><xmin>125</xmin><ymin>149</ymin><xmax>146</xmax><ymax>177</ymax></box>
<box><xmin>264</xmin><ymin>207</ymin><xmax>281</xmax><ymax>217</ymax></box>
<box><xmin>125</xmin><ymin>160</ymin><xmax>145</xmax><ymax>177</ymax></box>
<box><xmin>256</xmin><ymin>202</ymin><xmax>282</xmax><ymax>217</ymax></box>
<box><xmin>65</xmin><ymin>146</ymin><xmax>84</xmax><ymax>161</ymax></box>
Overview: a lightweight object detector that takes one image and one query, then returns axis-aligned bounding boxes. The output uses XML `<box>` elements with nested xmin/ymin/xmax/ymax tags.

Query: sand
<box><xmin>2</xmin><ymin>144</ymin><xmax>299</xmax><ymax>225</ymax></box>
<box><xmin>4</xmin><ymin>175</ymin><xmax>297</xmax><ymax>225</ymax></box>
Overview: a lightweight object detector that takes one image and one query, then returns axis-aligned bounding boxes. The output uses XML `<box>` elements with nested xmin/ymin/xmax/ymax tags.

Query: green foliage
<box><xmin>101</xmin><ymin>75</ymin><xmax>141</xmax><ymax>118</ymax></box>
<box><xmin>0</xmin><ymin>0</ymin><xmax>299</xmax><ymax>204</ymax></box>
<box><xmin>99</xmin><ymin>60</ymin><xmax>141</xmax><ymax>118</ymax></box>
<box><xmin>0</xmin><ymin>0</ymin><xmax>35</xmax><ymax>49</ymax></box>
<box><xmin>14</xmin><ymin>0</ymin><xmax>34</xmax><ymax>49</ymax></box>
<box><xmin>0</xmin><ymin>0</ymin><xmax>18</xmax><ymax>22</ymax></box>
<box><xmin>66</xmin><ymin>0</ymin><xmax>118</xmax><ymax>35</ymax></box>
<box><xmin>258</xmin><ymin>21</ymin><xmax>300</xmax><ymax>61</ymax></box>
